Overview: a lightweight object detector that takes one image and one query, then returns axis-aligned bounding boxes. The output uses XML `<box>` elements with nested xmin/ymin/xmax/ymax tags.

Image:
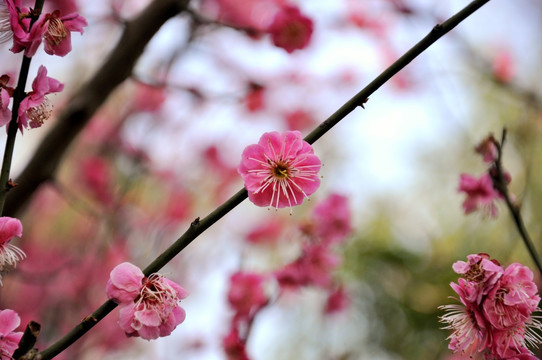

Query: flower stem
<box><xmin>0</xmin><ymin>0</ymin><xmax>45</xmax><ymax>214</ymax></box>
<box><xmin>37</xmin><ymin>0</ymin><xmax>493</xmax><ymax>358</ymax></box>
<box><xmin>492</xmin><ymin>129</ymin><xmax>542</xmax><ymax>276</ymax></box>
<box><xmin>0</xmin><ymin>55</ymin><xmax>32</xmax><ymax>214</ymax></box>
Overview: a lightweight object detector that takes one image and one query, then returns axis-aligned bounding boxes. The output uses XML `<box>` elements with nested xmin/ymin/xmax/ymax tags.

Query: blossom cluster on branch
<box><xmin>440</xmin><ymin>253</ymin><xmax>542</xmax><ymax>359</ymax></box>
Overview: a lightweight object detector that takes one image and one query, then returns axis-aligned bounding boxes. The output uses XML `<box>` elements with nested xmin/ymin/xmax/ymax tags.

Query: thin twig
<box><xmin>37</xmin><ymin>0</ymin><xmax>493</xmax><ymax>358</ymax></box>
<box><xmin>0</xmin><ymin>0</ymin><xmax>45</xmax><ymax>214</ymax></box>
<box><xmin>491</xmin><ymin>129</ymin><xmax>542</xmax><ymax>276</ymax></box>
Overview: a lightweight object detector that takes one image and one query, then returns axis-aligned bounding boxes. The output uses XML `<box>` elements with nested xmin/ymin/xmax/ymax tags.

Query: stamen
<box><xmin>45</xmin><ymin>16</ymin><xmax>68</xmax><ymax>46</ymax></box>
<box><xmin>27</xmin><ymin>98</ymin><xmax>52</xmax><ymax>129</ymax></box>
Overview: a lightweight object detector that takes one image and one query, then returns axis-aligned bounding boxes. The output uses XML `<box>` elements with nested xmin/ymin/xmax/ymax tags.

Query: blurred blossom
<box><xmin>0</xmin><ymin>217</ymin><xmax>25</xmax><ymax>286</ymax></box>
<box><xmin>238</xmin><ymin>130</ymin><xmax>321</xmax><ymax>210</ymax></box>
<box><xmin>131</xmin><ymin>83</ymin><xmax>167</xmax><ymax>113</ymax></box>
<box><xmin>324</xmin><ymin>285</ymin><xmax>350</xmax><ymax>315</ymax></box>
<box><xmin>284</xmin><ymin>109</ymin><xmax>315</xmax><ymax>131</ymax></box>
<box><xmin>245</xmin><ymin>218</ymin><xmax>284</xmax><ymax>245</ymax></box>
<box><xmin>492</xmin><ymin>49</ymin><xmax>515</xmax><ymax>84</ymax></box>
<box><xmin>458</xmin><ymin>173</ymin><xmax>503</xmax><ymax>218</ymax></box>
<box><xmin>311</xmin><ymin>193</ymin><xmax>352</xmax><ymax>244</ymax></box>
<box><xmin>223</xmin><ymin>326</ymin><xmax>250</xmax><ymax>360</ymax></box>
<box><xmin>267</xmin><ymin>5</ymin><xmax>313</xmax><ymax>53</ymax></box>
<box><xmin>244</xmin><ymin>83</ymin><xmax>266</xmax><ymax>112</ymax></box>
<box><xmin>0</xmin><ymin>309</ymin><xmax>23</xmax><ymax>360</ymax></box>
<box><xmin>474</xmin><ymin>135</ymin><xmax>498</xmax><ymax>164</ymax></box>
<box><xmin>227</xmin><ymin>271</ymin><xmax>269</xmax><ymax>323</ymax></box>
<box><xmin>106</xmin><ymin>262</ymin><xmax>189</xmax><ymax>340</ymax></box>
<box><xmin>79</xmin><ymin>156</ymin><xmax>113</xmax><ymax>206</ymax></box>
<box><xmin>275</xmin><ymin>242</ymin><xmax>340</xmax><ymax>289</ymax></box>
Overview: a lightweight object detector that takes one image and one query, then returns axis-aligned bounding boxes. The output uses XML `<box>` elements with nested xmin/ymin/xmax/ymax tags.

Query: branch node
<box><xmin>191</xmin><ymin>217</ymin><xmax>200</xmax><ymax>227</ymax></box>
<box><xmin>13</xmin><ymin>321</ymin><xmax>41</xmax><ymax>360</ymax></box>
<box><xmin>358</xmin><ymin>98</ymin><xmax>369</xmax><ymax>109</ymax></box>
<box><xmin>431</xmin><ymin>23</ymin><xmax>443</xmax><ymax>34</ymax></box>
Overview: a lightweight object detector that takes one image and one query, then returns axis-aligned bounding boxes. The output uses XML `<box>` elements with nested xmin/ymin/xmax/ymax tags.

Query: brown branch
<box><xmin>3</xmin><ymin>0</ymin><xmax>190</xmax><ymax>218</ymax></box>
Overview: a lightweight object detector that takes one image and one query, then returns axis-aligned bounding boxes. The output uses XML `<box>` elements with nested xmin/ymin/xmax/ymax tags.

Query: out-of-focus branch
<box><xmin>37</xmin><ymin>1</ymin><xmax>492</xmax><ymax>358</ymax></box>
<box><xmin>3</xmin><ymin>0</ymin><xmax>190</xmax><ymax>218</ymax></box>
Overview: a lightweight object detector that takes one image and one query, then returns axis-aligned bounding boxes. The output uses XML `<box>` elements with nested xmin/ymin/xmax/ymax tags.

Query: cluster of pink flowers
<box><xmin>222</xmin><ymin>193</ymin><xmax>353</xmax><ymax>359</ymax></box>
<box><xmin>0</xmin><ymin>216</ymin><xmax>25</xmax><ymax>285</ymax></box>
<box><xmin>0</xmin><ymin>309</ymin><xmax>23</xmax><ymax>360</ymax></box>
<box><xmin>5</xmin><ymin>0</ymin><xmax>87</xmax><ymax>57</ymax></box>
<box><xmin>223</xmin><ymin>271</ymin><xmax>269</xmax><ymax>360</ymax></box>
<box><xmin>204</xmin><ymin>0</ymin><xmax>313</xmax><ymax>53</ymax></box>
<box><xmin>440</xmin><ymin>253</ymin><xmax>542</xmax><ymax>359</ymax></box>
<box><xmin>0</xmin><ymin>0</ymin><xmax>86</xmax><ymax>131</ymax></box>
<box><xmin>458</xmin><ymin>135</ymin><xmax>510</xmax><ymax>218</ymax></box>
<box><xmin>238</xmin><ymin>130</ymin><xmax>321</xmax><ymax>211</ymax></box>
<box><xmin>106</xmin><ymin>262</ymin><xmax>189</xmax><ymax>340</ymax></box>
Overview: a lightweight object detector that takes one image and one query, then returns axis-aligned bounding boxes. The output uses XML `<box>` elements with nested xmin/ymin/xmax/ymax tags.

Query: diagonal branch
<box><xmin>3</xmin><ymin>0</ymin><xmax>190</xmax><ymax>218</ymax></box>
<box><xmin>37</xmin><ymin>0</ymin><xmax>493</xmax><ymax>358</ymax></box>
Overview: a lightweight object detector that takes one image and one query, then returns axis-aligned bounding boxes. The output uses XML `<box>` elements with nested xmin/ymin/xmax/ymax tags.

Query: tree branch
<box><xmin>3</xmin><ymin>0</ymin><xmax>190</xmax><ymax>217</ymax></box>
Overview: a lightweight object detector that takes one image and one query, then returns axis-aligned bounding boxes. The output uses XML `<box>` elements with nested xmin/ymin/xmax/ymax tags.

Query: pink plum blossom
<box><xmin>106</xmin><ymin>262</ymin><xmax>189</xmax><ymax>340</ymax></box>
<box><xmin>0</xmin><ymin>217</ymin><xmax>25</xmax><ymax>285</ymax></box>
<box><xmin>458</xmin><ymin>173</ymin><xmax>503</xmax><ymax>217</ymax></box>
<box><xmin>6</xmin><ymin>0</ymin><xmax>48</xmax><ymax>57</ymax></box>
<box><xmin>246</xmin><ymin>218</ymin><xmax>284</xmax><ymax>245</ymax></box>
<box><xmin>238</xmin><ymin>130</ymin><xmax>321</xmax><ymax>210</ymax></box>
<box><xmin>474</xmin><ymin>135</ymin><xmax>499</xmax><ymax>164</ymax></box>
<box><xmin>0</xmin><ymin>309</ymin><xmax>23</xmax><ymax>360</ymax></box>
<box><xmin>311</xmin><ymin>193</ymin><xmax>352</xmax><ymax>244</ymax></box>
<box><xmin>227</xmin><ymin>272</ymin><xmax>268</xmax><ymax>322</ymax></box>
<box><xmin>324</xmin><ymin>285</ymin><xmax>351</xmax><ymax>314</ymax></box>
<box><xmin>18</xmin><ymin>65</ymin><xmax>64</xmax><ymax>130</ymax></box>
<box><xmin>79</xmin><ymin>156</ymin><xmax>113</xmax><ymax>206</ymax></box>
<box><xmin>440</xmin><ymin>254</ymin><xmax>542</xmax><ymax>359</ymax></box>
<box><xmin>275</xmin><ymin>242</ymin><xmax>340</xmax><ymax>289</ymax></box>
<box><xmin>284</xmin><ymin>109</ymin><xmax>315</xmax><ymax>131</ymax></box>
<box><xmin>223</xmin><ymin>326</ymin><xmax>249</xmax><ymax>360</ymax></box>
<box><xmin>43</xmin><ymin>10</ymin><xmax>87</xmax><ymax>57</ymax></box>
<box><xmin>268</xmin><ymin>6</ymin><xmax>313</xmax><ymax>53</ymax></box>
<box><xmin>0</xmin><ymin>87</ymin><xmax>11</xmax><ymax>128</ymax></box>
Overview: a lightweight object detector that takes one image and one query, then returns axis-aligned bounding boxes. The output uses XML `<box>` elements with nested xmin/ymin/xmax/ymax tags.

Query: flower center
<box><xmin>465</xmin><ymin>263</ymin><xmax>484</xmax><ymax>282</ymax></box>
<box><xmin>135</xmin><ymin>274</ymin><xmax>180</xmax><ymax>319</ymax></box>
<box><xmin>26</xmin><ymin>98</ymin><xmax>52</xmax><ymax>129</ymax></box>
<box><xmin>272</xmin><ymin>161</ymin><xmax>290</xmax><ymax>179</ymax></box>
<box><xmin>45</xmin><ymin>17</ymin><xmax>68</xmax><ymax>46</ymax></box>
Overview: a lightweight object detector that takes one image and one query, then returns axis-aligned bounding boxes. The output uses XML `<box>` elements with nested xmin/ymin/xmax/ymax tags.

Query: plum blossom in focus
<box><xmin>0</xmin><ymin>75</ymin><xmax>14</xmax><ymax>127</ymax></box>
<box><xmin>5</xmin><ymin>0</ymin><xmax>86</xmax><ymax>57</ymax></box>
<box><xmin>0</xmin><ymin>309</ymin><xmax>23</xmax><ymax>360</ymax></box>
<box><xmin>268</xmin><ymin>5</ymin><xmax>313</xmax><ymax>53</ymax></box>
<box><xmin>106</xmin><ymin>262</ymin><xmax>189</xmax><ymax>340</ymax></box>
<box><xmin>6</xmin><ymin>0</ymin><xmax>47</xmax><ymax>57</ymax></box>
<box><xmin>440</xmin><ymin>253</ymin><xmax>542</xmax><ymax>359</ymax></box>
<box><xmin>18</xmin><ymin>65</ymin><xmax>64</xmax><ymax>130</ymax></box>
<box><xmin>238</xmin><ymin>130</ymin><xmax>321</xmax><ymax>211</ymax></box>
<box><xmin>43</xmin><ymin>10</ymin><xmax>87</xmax><ymax>57</ymax></box>
<box><xmin>0</xmin><ymin>217</ymin><xmax>25</xmax><ymax>286</ymax></box>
